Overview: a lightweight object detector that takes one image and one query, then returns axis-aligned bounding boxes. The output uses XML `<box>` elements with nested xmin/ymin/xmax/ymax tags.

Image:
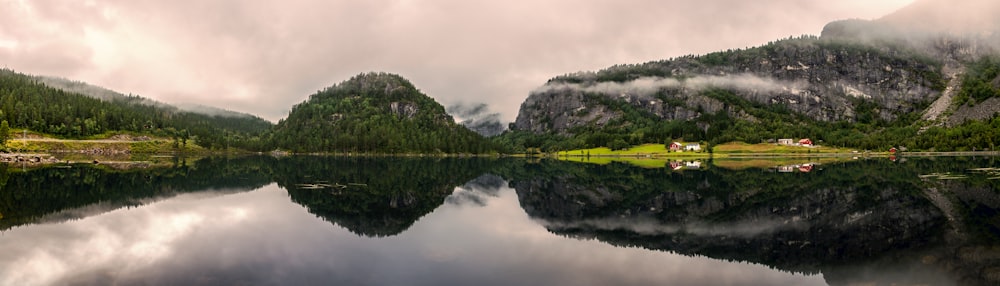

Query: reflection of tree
<box><xmin>274</xmin><ymin>157</ymin><xmax>496</xmax><ymax>237</ymax></box>
<box><xmin>499</xmin><ymin>158</ymin><xmax>1000</xmax><ymax>285</ymax></box>
<box><xmin>0</xmin><ymin>156</ymin><xmax>275</xmax><ymax>230</ymax></box>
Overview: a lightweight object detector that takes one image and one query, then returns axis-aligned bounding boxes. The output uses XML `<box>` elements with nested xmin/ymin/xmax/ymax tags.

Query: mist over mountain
<box><xmin>447</xmin><ymin>103</ymin><xmax>507</xmax><ymax>137</ymax></box>
<box><xmin>822</xmin><ymin>0</ymin><xmax>1000</xmax><ymax>60</ymax></box>
<box><xmin>505</xmin><ymin>0</ymin><xmax>1000</xmax><ymax>152</ymax></box>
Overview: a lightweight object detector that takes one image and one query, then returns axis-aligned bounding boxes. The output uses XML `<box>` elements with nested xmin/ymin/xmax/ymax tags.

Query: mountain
<box><xmin>447</xmin><ymin>103</ymin><xmax>507</xmax><ymax>137</ymax></box>
<box><xmin>269</xmin><ymin>72</ymin><xmax>497</xmax><ymax>153</ymax></box>
<box><xmin>34</xmin><ymin>75</ymin><xmax>263</xmax><ymax>119</ymax></box>
<box><xmin>0</xmin><ymin>69</ymin><xmax>273</xmax><ymax>149</ymax></box>
<box><xmin>507</xmin><ymin>0</ymin><xmax>1000</xmax><ymax>152</ymax></box>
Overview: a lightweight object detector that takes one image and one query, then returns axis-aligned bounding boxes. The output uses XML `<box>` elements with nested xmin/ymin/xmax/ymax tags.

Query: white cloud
<box><xmin>0</xmin><ymin>0</ymin><xmax>915</xmax><ymax>122</ymax></box>
<box><xmin>535</xmin><ymin>74</ymin><xmax>807</xmax><ymax>98</ymax></box>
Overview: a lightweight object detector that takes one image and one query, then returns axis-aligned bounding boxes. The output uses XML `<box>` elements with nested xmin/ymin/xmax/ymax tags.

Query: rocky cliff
<box><xmin>512</xmin><ymin>0</ymin><xmax>1000</xmax><ymax>137</ymax></box>
<box><xmin>514</xmin><ymin>37</ymin><xmax>945</xmax><ymax>135</ymax></box>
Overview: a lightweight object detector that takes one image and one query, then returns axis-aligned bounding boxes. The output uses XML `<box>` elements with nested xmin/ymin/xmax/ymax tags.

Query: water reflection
<box><xmin>275</xmin><ymin>157</ymin><xmax>496</xmax><ymax>237</ymax></box>
<box><xmin>0</xmin><ymin>156</ymin><xmax>272</xmax><ymax>231</ymax></box>
<box><xmin>0</xmin><ymin>164</ymin><xmax>824</xmax><ymax>286</ymax></box>
<box><xmin>0</xmin><ymin>156</ymin><xmax>996</xmax><ymax>285</ymax></box>
<box><xmin>499</xmin><ymin>158</ymin><xmax>1000</xmax><ymax>285</ymax></box>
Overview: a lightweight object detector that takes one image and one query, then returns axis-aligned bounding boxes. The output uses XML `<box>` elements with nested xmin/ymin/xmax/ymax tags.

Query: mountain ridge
<box><xmin>504</xmin><ymin>0</ymin><xmax>1000</xmax><ymax>152</ymax></box>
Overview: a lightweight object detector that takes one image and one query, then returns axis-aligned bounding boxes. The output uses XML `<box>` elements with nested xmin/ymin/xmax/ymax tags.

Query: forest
<box><xmin>0</xmin><ymin>69</ymin><xmax>272</xmax><ymax>150</ymax></box>
<box><xmin>2</xmin><ymin>57</ymin><xmax>1000</xmax><ymax>154</ymax></box>
<box><xmin>267</xmin><ymin>72</ymin><xmax>501</xmax><ymax>154</ymax></box>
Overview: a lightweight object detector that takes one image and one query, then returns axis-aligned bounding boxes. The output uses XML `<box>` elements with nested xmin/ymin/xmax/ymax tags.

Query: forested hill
<box><xmin>503</xmin><ymin>0</ymin><xmax>1000</xmax><ymax>152</ymax></box>
<box><xmin>269</xmin><ymin>72</ymin><xmax>498</xmax><ymax>153</ymax></box>
<box><xmin>34</xmin><ymin>75</ymin><xmax>261</xmax><ymax>119</ymax></box>
<box><xmin>0</xmin><ymin>69</ymin><xmax>273</xmax><ymax>149</ymax></box>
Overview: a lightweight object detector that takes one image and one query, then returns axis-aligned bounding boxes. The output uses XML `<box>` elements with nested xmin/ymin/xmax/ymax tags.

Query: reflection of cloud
<box><xmin>540</xmin><ymin>216</ymin><xmax>808</xmax><ymax>237</ymax></box>
<box><xmin>0</xmin><ymin>183</ymin><xmax>825</xmax><ymax>286</ymax></box>
<box><xmin>445</xmin><ymin>174</ymin><xmax>507</xmax><ymax>206</ymax></box>
<box><xmin>0</xmin><ymin>190</ymin><xmax>257</xmax><ymax>286</ymax></box>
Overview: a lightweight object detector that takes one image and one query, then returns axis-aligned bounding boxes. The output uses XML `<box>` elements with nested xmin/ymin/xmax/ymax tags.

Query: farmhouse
<box><xmin>685</xmin><ymin>143</ymin><xmax>701</xmax><ymax>151</ymax></box>
<box><xmin>669</xmin><ymin>142</ymin><xmax>683</xmax><ymax>151</ymax></box>
<box><xmin>777</xmin><ymin>139</ymin><xmax>794</xmax><ymax>145</ymax></box>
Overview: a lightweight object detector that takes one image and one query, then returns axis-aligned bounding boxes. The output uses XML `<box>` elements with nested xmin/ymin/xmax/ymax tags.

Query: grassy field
<box><xmin>553</xmin><ymin>141</ymin><xmax>866</xmax><ymax>169</ymax></box>
<box><xmin>557</xmin><ymin>144</ymin><xmax>711</xmax><ymax>158</ymax></box>
<box><xmin>713</xmin><ymin>142</ymin><xmax>857</xmax><ymax>154</ymax></box>
<box><xmin>556</xmin><ymin>142</ymin><xmax>857</xmax><ymax>158</ymax></box>
<box><xmin>561</xmin><ymin>154</ymin><xmax>858</xmax><ymax>170</ymax></box>
<box><xmin>3</xmin><ymin>136</ymin><xmax>209</xmax><ymax>154</ymax></box>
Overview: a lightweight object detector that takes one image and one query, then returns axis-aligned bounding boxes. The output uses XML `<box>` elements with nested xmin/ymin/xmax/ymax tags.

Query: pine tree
<box><xmin>0</xmin><ymin>120</ymin><xmax>9</xmax><ymax>146</ymax></box>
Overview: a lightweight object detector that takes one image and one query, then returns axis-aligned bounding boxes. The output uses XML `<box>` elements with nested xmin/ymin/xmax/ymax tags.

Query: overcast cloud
<box><xmin>0</xmin><ymin>0</ymin><xmax>913</xmax><ymax>122</ymax></box>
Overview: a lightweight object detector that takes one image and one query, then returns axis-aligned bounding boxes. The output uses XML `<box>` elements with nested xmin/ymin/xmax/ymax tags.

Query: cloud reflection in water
<box><xmin>0</xmin><ymin>183</ymin><xmax>825</xmax><ymax>286</ymax></box>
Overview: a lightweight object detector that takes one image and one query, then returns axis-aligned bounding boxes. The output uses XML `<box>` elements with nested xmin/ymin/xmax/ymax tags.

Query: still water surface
<box><xmin>0</xmin><ymin>156</ymin><xmax>996</xmax><ymax>285</ymax></box>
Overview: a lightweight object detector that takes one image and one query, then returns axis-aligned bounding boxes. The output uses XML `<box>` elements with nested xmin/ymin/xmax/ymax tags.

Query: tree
<box><xmin>0</xmin><ymin>120</ymin><xmax>9</xmax><ymax>146</ymax></box>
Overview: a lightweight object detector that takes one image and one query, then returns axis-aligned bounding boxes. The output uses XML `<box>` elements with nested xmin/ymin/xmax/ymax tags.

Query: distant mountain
<box><xmin>270</xmin><ymin>72</ymin><xmax>497</xmax><ymax>153</ymax></box>
<box><xmin>34</xmin><ymin>75</ymin><xmax>261</xmax><ymax>119</ymax></box>
<box><xmin>506</xmin><ymin>0</ymin><xmax>1000</xmax><ymax>152</ymax></box>
<box><xmin>447</xmin><ymin>103</ymin><xmax>507</xmax><ymax>137</ymax></box>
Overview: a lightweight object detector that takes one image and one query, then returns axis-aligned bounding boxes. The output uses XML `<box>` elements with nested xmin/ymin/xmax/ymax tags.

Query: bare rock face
<box><xmin>513</xmin><ymin>38</ymin><xmax>944</xmax><ymax>135</ymax></box>
<box><xmin>514</xmin><ymin>0</ymin><xmax>1000</xmax><ymax>136</ymax></box>
<box><xmin>947</xmin><ymin>98</ymin><xmax>1000</xmax><ymax>126</ymax></box>
<box><xmin>389</xmin><ymin>101</ymin><xmax>418</xmax><ymax>119</ymax></box>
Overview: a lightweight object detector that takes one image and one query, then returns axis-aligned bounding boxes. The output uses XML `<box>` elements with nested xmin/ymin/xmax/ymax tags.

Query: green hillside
<box><xmin>0</xmin><ymin>69</ymin><xmax>273</xmax><ymax>150</ymax></box>
<box><xmin>269</xmin><ymin>72</ymin><xmax>498</xmax><ymax>154</ymax></box>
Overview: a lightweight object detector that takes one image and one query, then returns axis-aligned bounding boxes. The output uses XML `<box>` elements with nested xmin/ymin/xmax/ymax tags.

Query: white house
<box><xmin>685</xmin><ymin>143</ymin><xmax>701</xmax><ymax>151</ymax></box>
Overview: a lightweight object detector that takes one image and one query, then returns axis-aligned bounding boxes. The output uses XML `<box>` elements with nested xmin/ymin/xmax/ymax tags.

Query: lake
<box><xmin>0</xmin><ymin>156</ymin><xmax>997</xmax><ymax>285</ymax></box>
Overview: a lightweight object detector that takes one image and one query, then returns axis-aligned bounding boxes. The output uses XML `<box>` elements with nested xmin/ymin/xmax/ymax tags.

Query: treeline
<box><xmin>0</xmin><ymin>69</ymin><xmax>272</xmax><ymax>150</ymax></box>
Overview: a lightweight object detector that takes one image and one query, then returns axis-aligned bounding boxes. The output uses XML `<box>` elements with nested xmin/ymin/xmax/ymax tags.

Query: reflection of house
<box><xmin>669</xmin><ymin>142</ymin><xmax>683</xmax><ymax>151</ymax></box>
<box><xmin>776</xmin><ymin>163</ymin><xmax>815</xmax><ymax>173</ymax></box>
<box><xmin>798</xmin><ymin>164</ymin><xmax>813</xmax><ymax>173</ymax></box>
<box><xmin>669</xmin><ymin>160</ymin><xmax>702</xmax><ymax>170</ymax></box>
<box><xmin>685</xmin><ymin>143</ymin><xmax>701</xmax><ymax>151</ymax></box>
<box><xmin>778</xmin><ymin>139</ymin><xmax>794</xmax><ymax>145</ymax></box>
<box><xmin>669</xmin><ymin>161</ymin><xmax>683</xmax><ymax>170</ymax></box>
<box><xmin>685</xmin><ymin>161</ymin><xmax>702</xmax><ymax>169</ymax></box>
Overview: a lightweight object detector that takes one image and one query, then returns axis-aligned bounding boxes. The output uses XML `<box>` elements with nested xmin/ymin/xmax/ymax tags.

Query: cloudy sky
<box><xmin>0</xmin><ymin>0</ymin><xmax>914</xmax><ymax>122</ymax></box>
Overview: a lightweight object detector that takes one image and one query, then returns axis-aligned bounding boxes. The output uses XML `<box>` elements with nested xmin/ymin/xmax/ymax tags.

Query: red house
<box><xmin>799</xmin><ymin>138</ymin><xmax>813</xmax><ymax>146</ymax></box>
<box><xmin>668</xmin><ymin>142</ymin><xmax>683</xmax><ymax>151</ymax></box>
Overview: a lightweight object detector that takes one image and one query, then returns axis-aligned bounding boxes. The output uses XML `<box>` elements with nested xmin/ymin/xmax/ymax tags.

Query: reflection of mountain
<box><xmin>501</xmin><ymin>158</ymin><xmax>1000</xmax><ymax>286</ymax></box>
<box><xmin>0</xmin><ymin>156</ymin><xmax>275</xmax><ymax>230</ymax></box>
<box><xmin>0</xmin><ymin>155</ymin><xmax>506</xmax><ymax>238</ymax></box>
<box><xmin>273</xmin><ymin>157</ymin><xmax>497</xmax><ymax>237</ymax></box>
